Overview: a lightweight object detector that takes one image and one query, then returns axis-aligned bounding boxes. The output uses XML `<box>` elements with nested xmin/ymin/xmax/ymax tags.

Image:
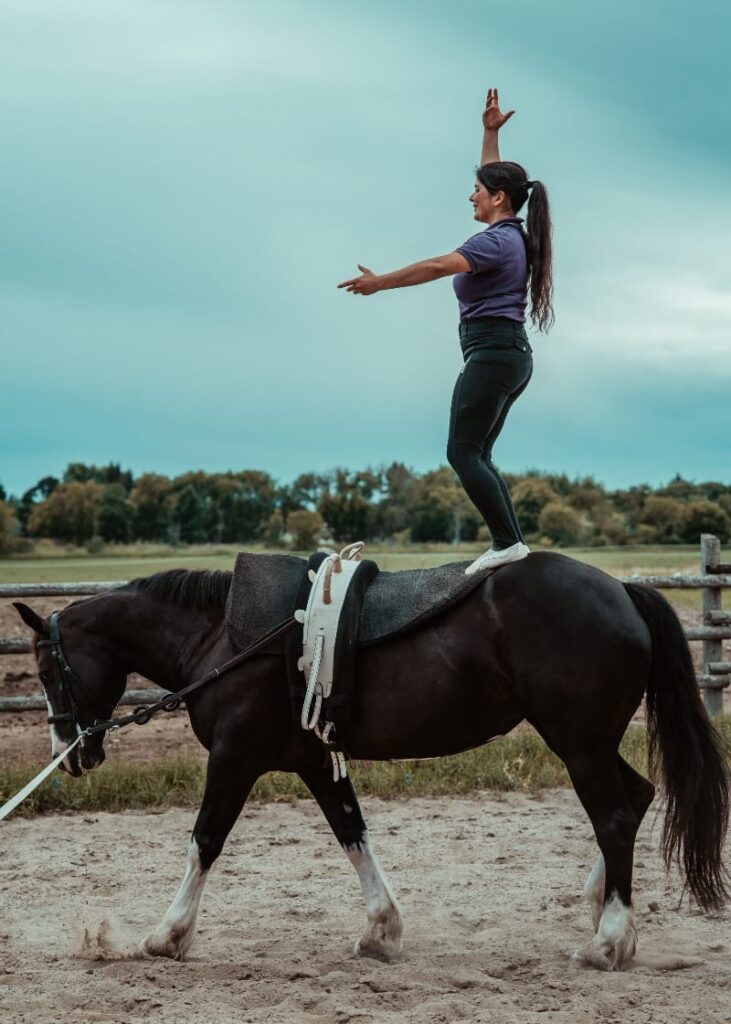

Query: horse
<box><xmin>13</xmin><ymin>550</ymin><xmax>729</xmax><ymax>971</ymax></box>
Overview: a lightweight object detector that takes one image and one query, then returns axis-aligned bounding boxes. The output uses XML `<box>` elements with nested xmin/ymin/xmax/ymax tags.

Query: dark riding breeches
<box><xmin>447</xmin><ymin>317</ymin><xmax>533</xmax><ymax>550</ymax></box>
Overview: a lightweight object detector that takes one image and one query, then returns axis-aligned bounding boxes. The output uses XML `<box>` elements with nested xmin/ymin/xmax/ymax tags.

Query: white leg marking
<box><xmin>346</xmin><ymin>832</ymin><xmax>402</xmax><ymax>960</ymax></box>
<box><xmin>141</xmin><ymin>839</ymin><xmax>208</xmax><ymax>960</ymax></box>
<box><xmin>574</xmin><ymin>890</ymin><xmax>637</xmax><ymax>971</ymax></box>
<box><xmin>584</xmin><ymin>852</ymin><xmax>606</xmax><ymax>931</ymax></box>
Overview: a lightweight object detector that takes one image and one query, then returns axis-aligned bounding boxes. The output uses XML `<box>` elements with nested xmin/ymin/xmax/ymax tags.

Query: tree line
<box><xmin>0</xmin><ymin>462</ymin><xmax>730</xmax><ymax>555</ymax></box>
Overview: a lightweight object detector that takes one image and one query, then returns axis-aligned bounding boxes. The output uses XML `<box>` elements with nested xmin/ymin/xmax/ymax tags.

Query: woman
<box><xmin>338</xmin><ymin>88</ymin><xmax>554</xmax><ymax>573</ymax></box>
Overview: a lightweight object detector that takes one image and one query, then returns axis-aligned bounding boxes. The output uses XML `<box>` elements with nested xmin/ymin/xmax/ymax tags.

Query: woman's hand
<box><xmin>482</xmin><ymin>88</ymin><xmax>515</xmax><ymax>132</ymax></box>
<box><xmin>337</xmin><ymin>264</ymin><xmax>381</xmax><ymax>296</ymax></box>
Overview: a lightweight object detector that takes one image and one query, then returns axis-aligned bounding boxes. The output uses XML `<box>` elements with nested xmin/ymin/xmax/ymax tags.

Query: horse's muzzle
<box><xmin>80</xmin><ymin>739</ymin><xmax>106</xmax><ymax>772</ymax></box>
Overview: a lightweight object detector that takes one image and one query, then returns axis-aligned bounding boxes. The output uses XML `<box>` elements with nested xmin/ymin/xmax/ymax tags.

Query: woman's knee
<box><xmin>448</xmin><ymin>442</ymin><xmax>481</xmax><ymax>486</ymax></box>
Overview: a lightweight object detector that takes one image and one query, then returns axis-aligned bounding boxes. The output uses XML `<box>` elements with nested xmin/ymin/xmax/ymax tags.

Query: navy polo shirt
<box><xmin>452</xmin><ymin>217</ymin><xmax>528</xmax><ymax>322</ymax></box>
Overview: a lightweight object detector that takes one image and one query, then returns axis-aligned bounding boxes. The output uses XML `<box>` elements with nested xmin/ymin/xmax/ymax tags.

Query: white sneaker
<box><xmin>464</xmin><ymin>541</ymin><xmax>530</xmax><ymax>576</ymax></box>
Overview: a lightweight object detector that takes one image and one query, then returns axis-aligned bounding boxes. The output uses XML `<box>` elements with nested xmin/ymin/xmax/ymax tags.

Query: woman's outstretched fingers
<box><xmin>483</xmin><ymin>87</ymin><xmax>515</xmax><ymax>131</ymax></box>
<box><xmin>338</xmin><ymin>265</ymin><xmax>379</xmax><ymax>295</ymax></box>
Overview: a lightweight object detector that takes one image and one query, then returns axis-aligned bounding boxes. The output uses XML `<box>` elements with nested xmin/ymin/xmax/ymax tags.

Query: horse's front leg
<box><xmin>299</xmin><ymin>764</ymin><xmax>402</xmax><ymax>960</ymax></box>
<box><xmin>141</xmin><ymin>752</ymin><xmax>258</xmax><ymax>961</ymax></box>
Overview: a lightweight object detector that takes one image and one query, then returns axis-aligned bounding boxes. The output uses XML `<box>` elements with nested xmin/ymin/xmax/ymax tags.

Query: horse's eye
<box><xmin>39</xmin><ymin>670</ymin><xmax>50</xmax><ymax>685</ymax></box>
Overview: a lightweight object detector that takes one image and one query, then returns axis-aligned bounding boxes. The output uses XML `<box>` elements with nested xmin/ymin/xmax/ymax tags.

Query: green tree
<box><xmin>679</xmin><ymin>501</ymin><xmax>731</xmax><ymax>544</ymax></box>
<box><xmin>610</xmin><ymin>483</ymin><xmax>652</xmax><ymax>525</ymax></box>
<box><xmin>637</xmin><ymin>496</ymin><xmax>683</xmax><ymax>542</ymax></box>
<box><xmin>97</xmin><ymin>484</ymin><xmax>134</xmax><ymax>543</ymax></box>
<box><xmin>172</xmin><ymin>486</ymin><xmax>207</xmax><ymax>543</ymax></box>
<box><xmin>130</xmin><ymin>474</ymin><xmax>173</xmax><ymax>541</ymax></box>
<box><xmin>656</xmin><ymin>475</ymin><xmax>698</xmax><ymax>502</ymax></box>
<box><xmin>64</xmin><ymin>462</ymin><xmax>134</xmax><ymax>490</ymax></box>
<box><xmin>379</xmin><ymin>462</ymin><xmax>419</xmax><ymax>536</ymax></box>
<box><xmin>317</xmin><ymin>469</ymin><xmax>382</xmax><ymax>542</ymax></box>
<box><xmin>288</xmin><ymin>509</ymin><xmax>323</xmax><ymax>550</ymax></box>
<box><xmin>538</xmin><ymin>501</ymin><xmax>583</xmax><ymax>545</ymax></box>
<box><xmin>217</xmin><ymin>471</ymin><xmax>277</xmax><ymax>542</ymax></box>
<box><xmin>287</xmin><ymin>472</ymin><xmax>332</xmax><ymax>511</ymax></box>
<box><xmin>512</xmin><ymin>479</ymin><xmax>559</xmax><ymax>534</ymax></box>
<box><xmin>27</xmin><ymin>481</ymin><xmax>101</xmax><ymax>544</ymax></box>
<box><xmin>263</xmin><ymin>509</ymin><xmax>285</xmax><ymax>547</ymax></box>
<box><xmin>17</xmin><ymin>476</ymin><xmax>59</xmax><ymax>535</ymax></box>
<box><xmin>410</xmin><ymin>467</ymin><xmax>478</xmax><ymax>543</ymax></box>
<box><xmin>567</xmin><ymin>476</ymin><xmax>606</xmax><ymax>514</ymax></box>
<box><xmin>0</xmin><ymin>501</ymin><xmax>17</xmax><ymax>554</ymax></box>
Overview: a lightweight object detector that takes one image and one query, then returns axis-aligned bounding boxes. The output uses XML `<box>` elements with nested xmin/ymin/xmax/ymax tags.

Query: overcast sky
<box><xmin>1</xmin><ymin>0</ymin><xmax>729</xmax><ymax>497</ymax></box>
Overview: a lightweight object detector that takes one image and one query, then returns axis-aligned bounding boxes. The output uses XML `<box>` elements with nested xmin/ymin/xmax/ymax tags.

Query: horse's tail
<box><xmin>623</xmin><ymin>582</ymin><xmax>729</xmax><ymax>911</ymax></box>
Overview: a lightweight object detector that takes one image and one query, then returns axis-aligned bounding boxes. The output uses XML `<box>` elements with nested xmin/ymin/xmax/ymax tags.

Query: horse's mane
<box><xmin>126</xmin><ymin>569</ymin><xmax>232</xmax><ymax>609</ymax></box>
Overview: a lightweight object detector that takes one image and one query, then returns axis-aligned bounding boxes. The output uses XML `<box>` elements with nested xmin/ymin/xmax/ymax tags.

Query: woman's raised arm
<box><xmin>481</xmin><ymin>87</ymin><xmax>515</xmax><ymax>165</ymax></box>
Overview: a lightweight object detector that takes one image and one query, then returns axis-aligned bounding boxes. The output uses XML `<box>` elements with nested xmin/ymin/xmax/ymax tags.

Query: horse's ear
<box><xmin>12</xmin><ymin>602</ymin><xmax>48</xmax><ymax>637</ymax></box>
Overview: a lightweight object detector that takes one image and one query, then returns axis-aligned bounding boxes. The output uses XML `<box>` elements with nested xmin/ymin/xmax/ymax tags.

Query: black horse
<box><xmin>14</xmin><ymin>551</ymin><xmax>729</xmax><ymax>971</ymax></box>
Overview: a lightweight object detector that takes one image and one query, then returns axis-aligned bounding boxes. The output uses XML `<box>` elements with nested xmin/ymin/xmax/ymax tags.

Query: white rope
<box><xmin>331</xmin><ymin>750</ymin><xmax>348</xmax><ymax>781</ymax></box>
<box><xmin>300</xmin><ymin>633</ymin><xmax>324</xmax><ymax>731</ymax></box>
<box><xmin>0</xmin><ymin>734</ymin><xmax>84</xmax><ymax>822</ymax></box>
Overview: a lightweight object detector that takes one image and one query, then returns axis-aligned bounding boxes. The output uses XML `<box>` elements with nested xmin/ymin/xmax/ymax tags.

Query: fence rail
<box><xmin>0</xmin><ymin>535</ymin><xmax>728</xmax><ymax>714</ymax></box>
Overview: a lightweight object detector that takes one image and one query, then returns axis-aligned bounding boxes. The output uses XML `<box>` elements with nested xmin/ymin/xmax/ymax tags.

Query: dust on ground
<box><xmin>1</xmin><ymin>792</ymin><xmax>730</xmax><ymax>1024</ymax></box>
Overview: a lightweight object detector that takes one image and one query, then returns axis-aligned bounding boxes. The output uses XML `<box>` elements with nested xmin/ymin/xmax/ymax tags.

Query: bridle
<box><xmin>36</xmin><ymin>610</ymin><xmax>116</xmax><ymax>735</ymax></box>
<box><xmin>35</xmin><ymin>609</ymin><xmax>299</xmax><ymax>741</ymax></box>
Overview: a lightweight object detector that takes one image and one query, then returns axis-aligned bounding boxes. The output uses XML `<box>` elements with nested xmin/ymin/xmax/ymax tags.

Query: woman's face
<box><xmin>469</xmin><ymin>180</ymin><xmax>508</xmax><ymax>223</ymax></box>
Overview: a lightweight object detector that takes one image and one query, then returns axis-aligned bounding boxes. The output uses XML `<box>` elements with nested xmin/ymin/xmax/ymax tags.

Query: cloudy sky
<box><xmin>1</xmin><ymin>0</ymin><xmax>729</xmax><ymax>497</ymax></box>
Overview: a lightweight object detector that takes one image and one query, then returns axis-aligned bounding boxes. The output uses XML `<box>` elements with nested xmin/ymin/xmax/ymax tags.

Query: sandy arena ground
<box><xmin>2</xmin><ymin>596</ymin><xmax>730</xmax><ymax>1023</ymax></box>
<box><xmin>1</xmin><ymin>792</ymin><xmax>730</xmax><ymax>1024</ymax></box>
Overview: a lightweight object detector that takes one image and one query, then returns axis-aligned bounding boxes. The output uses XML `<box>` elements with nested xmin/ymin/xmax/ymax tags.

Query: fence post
<box><xmin>700</xmin><ymin>534</ymin><xmax>725</xmax><ymax>715</ymax></box>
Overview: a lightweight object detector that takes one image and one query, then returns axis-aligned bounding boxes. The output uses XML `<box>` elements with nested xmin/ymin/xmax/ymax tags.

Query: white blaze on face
<box><xmin>45</xmin><ymin>695</ymin><xmax>71</xmax><ymax>768</ymax></box>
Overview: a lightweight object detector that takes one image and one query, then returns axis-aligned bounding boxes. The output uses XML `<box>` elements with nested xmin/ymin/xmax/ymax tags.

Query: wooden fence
<box><xmin>0</xmin><ymin>535</ymin><xmax>729</xmax><ymax>715</ymax></box>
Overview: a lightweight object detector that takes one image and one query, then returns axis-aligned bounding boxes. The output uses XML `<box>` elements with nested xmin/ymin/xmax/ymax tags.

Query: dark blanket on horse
<box><xmin>224</xmin><ymin>552</ymin><xmax>490</xmax><ymax>653</ymax></box>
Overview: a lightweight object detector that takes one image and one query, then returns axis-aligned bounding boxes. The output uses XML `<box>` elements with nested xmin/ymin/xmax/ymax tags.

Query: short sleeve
<box><xmin>455</xmin><ymin>229</ymin><xmax>503</xmax><ymax>273</ymax></box>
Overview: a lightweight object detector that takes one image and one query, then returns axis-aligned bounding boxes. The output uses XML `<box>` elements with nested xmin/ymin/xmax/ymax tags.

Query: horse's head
<box><xmin>13</xmin><ymin>601</ymin><xmax>128</xmax><ymax>777</ymax></box>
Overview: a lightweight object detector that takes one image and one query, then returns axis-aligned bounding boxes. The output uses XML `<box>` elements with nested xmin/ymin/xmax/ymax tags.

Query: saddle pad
<box><xmin>225</xmin><ymin>552</ymin><xmax>490</xmax><ymax>653</ymax></box>
<box><xmin>358</xmin><ymin>561</ymin><xmax>488</xmax><ymax>646</ymax></box>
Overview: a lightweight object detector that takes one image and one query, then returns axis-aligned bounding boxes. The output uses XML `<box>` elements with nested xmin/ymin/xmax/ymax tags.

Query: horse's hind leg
<box><xmin>141</xmin><ymin>752</ymin><xmax>258</xmax><ymax>960</ymax></box>
<box><xmin>565</xmin><ymin>748</ymin><xmax>643</xmax><ymax>970</ymax></box>
<box><xmin>299</xmin><ymin>765</ymin><xmax>402</xmax><ymax>960</ymax></box>
<box><xmin>583</xmin><ymin>756</ymin><xmax>655</xmax><ymax>932</ymax></box>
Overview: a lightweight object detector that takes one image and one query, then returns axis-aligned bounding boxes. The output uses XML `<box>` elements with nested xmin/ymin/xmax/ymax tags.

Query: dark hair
<box><xmin>475</xmin><ymin>161</ymin><xmax>554</xmax><ymax>332</ymax></box>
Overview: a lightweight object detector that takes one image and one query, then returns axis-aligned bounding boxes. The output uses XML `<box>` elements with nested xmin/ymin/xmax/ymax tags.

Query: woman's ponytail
<box><xmin>476</xmin><ymin>162</ymin><xmax>555</xmax><ymax>333</ymax></box>
<box><xmin>525</xmin><ymin>181</ymin><xmax>554</xmax><ymax>332</ymax></box>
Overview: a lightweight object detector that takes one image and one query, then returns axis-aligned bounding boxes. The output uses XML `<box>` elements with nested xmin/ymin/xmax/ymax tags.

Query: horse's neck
<box><xmin>98</xmin><ymin>590</ymin><xmax>221</xmax><ymax>693</ymax></box>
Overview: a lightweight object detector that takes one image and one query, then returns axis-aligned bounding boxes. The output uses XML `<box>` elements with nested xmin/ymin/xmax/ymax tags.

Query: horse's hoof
<box><xmin>573</xmin><ymin>891</ymin><xmax>637</xmax><ymax>971</ymax></box>
<box><xmin>354</xmin><ymin>912</ymin><xmax>403</xmax><ymax>962</ymax></box>
<box><xmin>572</xmin><ymin>928</ymin><xmax>637</xmax><ymax>972</ymax></box>
<box><xmin>140</xmin><ymin>928</ymin><xmax>193</xmax><ymax>961</ymax></box>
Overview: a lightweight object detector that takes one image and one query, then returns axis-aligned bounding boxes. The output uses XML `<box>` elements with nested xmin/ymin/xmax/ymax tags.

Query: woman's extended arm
<box><xmin>337</xmin><ymin>252</ymin><xmax>470</xmax><ymax>296</ymax></box>
<box><xmin>480</xmin><ymin>87</ymin><xmax>514</xmax><ymax>165</ymax></box>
